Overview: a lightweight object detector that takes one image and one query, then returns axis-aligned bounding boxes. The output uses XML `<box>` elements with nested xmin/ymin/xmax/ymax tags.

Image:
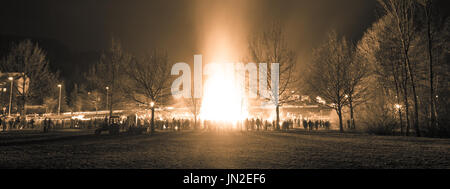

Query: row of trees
<box><xmin>86</xmin><ymin>0</ymin><xmax>448</xmax><ymax>138</ymax></box>
<box><xmin>305</xmin><ymin>0</ymin><xmax>449</xmax><ymax>137</ymax></box>
<box><xmin>2</xmin><ymin>0</ymin><xmax>446</xmax><ymax>138</ymax></box>
<box><xmin>304</xmin><ymin>31</ymin><xmax>369</xmax><ymax>133</ymax></box>
<box><xmin>0</xmin><ymin>40</ymin><xmax>93</xmax><ymax>115</ymax></box>
<box><xmin>82</xmin><ymin>23</ymin><xmax>299</xmax><ymax>133</ymax></box>
<box><xmin>0</xmin><ymin>40</ymin><xmax>61</xmax><ymax>115</ymax></box>
<box><xmin>86</xmin><ymin>38</ymin><xmax>171</xmax><ymax>134</ymax></box>
<box><xmin>0</xmin><ymin>38</ymin><xmax>172</xmax><ymax>137</ymax></box>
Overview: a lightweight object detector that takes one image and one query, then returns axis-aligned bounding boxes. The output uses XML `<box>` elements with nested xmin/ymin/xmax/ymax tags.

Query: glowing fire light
<box><xmin>197</xmin><ymin>9</ymin><xmax>250</xmax><ymax>126</ymax></box>
<box><xmin>199</xmin><ymin>63</ymin><xmax>248</xmax><ymax>123</ymax></box>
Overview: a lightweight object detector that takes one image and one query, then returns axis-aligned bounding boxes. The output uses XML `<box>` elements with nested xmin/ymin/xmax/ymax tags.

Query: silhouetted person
<box><xmin>0</xmin><ymin>116</ymin><xmax>4</xmax><ymax>132</ymax></box>
<box><xmin>250</xmin><ymin>119</ymin><xmax>255</xmax><ymax>131</ymax></box>
<box><xmin>43</xmin><ymin>118</ymin><xmax>48</xmax><ymax>133</ymax></box>
<box><xmin>20</xmin><ymin>116</ymin><xmax>26</xmax><ymax>129</ymax></box>
<box><xmin>282</xmin><ymin>121</ymin><xmax>288</xmax><ymax>131</ymax></box>
<box><xmin>29</xmin><ymin>118</ymin><xmax>35</xmax><ymax>129</ymax></box>
<box><xmin>8</xmin><ymin>119</ymin><xmax>13</xmax><ymax>130</ymax></box>
<box><xmin>245</xmin><ymin>119</ymin><xmax>249</xmax><ymax>131</ymax></box>
<box><xmin>324</xmin><ymin>121</ymin><xmax>330</xmax><ymax>130</ymax></box>
<box><xmin>14</xmin><ymin>117</ymin><xmax>20</xmax><ymax>129</ymax></box>
<box><xmin>256</xmin><ymin>118</ymin><xmax>261</xmax><ymax>131</ymax></box>
<box><xmin>47</xmin><ymin>118</ymin><xmax>53</xmax><ymax>132</ymax></box>
<box><xmin>308</xmin><ymin>120</ymin><xmax>313</xmax><ymax>131</ymax></box>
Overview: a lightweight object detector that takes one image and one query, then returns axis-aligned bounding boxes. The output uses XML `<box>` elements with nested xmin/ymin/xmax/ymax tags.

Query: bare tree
<box><xmin>306</xmin><ymin>31</ymin><xmax>352</xmax><ymax>132</ymax></box>
<box><xmin>347</xmin><ymin>43</ymin><xmax>370</xmax><ymax>129</ymax></box>
<box><xmin>1</xmin><ymin>40</ymin><xmax>59</xmax><ymax>116</ymax></box>
<box><xmin>184</xmin><ymin>96</ymin><xmax>201</xmax><ymax>130</ymax></box>
<box><xmin>378</xmin><ymin>0</ymin><xmax>421</xmax><ymax>136</ymax></box>
<box><xmin>416</xmin><ymin>0</ymin><xmax>446</xmax><ymax>131</ymax></box>
<box><xmin>358</xmin><ymin>14</ymin><xmax>411</xmax><ymax>135</ymax></box>
<box><xmin>86</xmin><ymin>90</ymin><xmax>101</xmax><ymax>113</ymax></box>
<box><xmin>431</xmin><ymin>13</ymin><xmax>450</xmax><ymax>136</ymax></box>
<box><xmin>248</xmin><ymin>22</ymin><xmax>297</xmax><ymax>130</ymax></box>
<box><xmin>420</xmin><ymin>0</ymin><xmax>437</xmax><ymax>129</ymax></box>
<box><xmin>124</xmin><ymin>49</ymin><xmax>172</xmax><ymax>134</ymax></box>
<box><xmin>86</xmin><ymin>38</ymin><xmax>131</xmax><ymax>118</ymax></box>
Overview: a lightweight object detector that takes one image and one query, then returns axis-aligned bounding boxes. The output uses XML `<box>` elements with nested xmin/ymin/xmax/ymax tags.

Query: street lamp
<box><xmin>57</xmin><ymin>84</ymin><xmax>62</xmax><ymax>115</ymax></box>
<box><xmin>395</xmin><ymin>104</ymin><xmax>402</xmax><ymax>110</ymax></box>
<box><xmin>8</xmin><ymin>77</ymin><xmax>13</xmax><ymax>117</ymax></box>
<box><xmin>150</xmin><ymin>101</ymin><xmax>155</xmax><ymax>108</ymax></box>
<box><xmin>105</xmin><ymin>86</ymin><xmax>109</xmax><ymax>110</ymax></box>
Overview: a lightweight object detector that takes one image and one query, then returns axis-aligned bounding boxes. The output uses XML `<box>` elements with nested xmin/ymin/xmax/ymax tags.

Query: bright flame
<box><xmin>199</xmin><ymin>63</ymin><xmax>248</xmax><ymax>123</ymax></box>
<box><xmin>197</xmin><ymin>6</ymin><xmax>250</xmax><ymax>126</ymax></box>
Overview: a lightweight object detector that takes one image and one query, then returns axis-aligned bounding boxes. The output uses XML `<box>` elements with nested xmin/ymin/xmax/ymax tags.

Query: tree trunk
<box><xmin>403</xmin><ymin>83</ymin><xmax>410</xmax><ymax>136</ymax></box>
<box><xmin>425</xmin><ymin>3</ymin><xmax>437</xmax><ymax>130</ymax></box>
<box><xmin>391</xmin><ymin>57</ymin><xmax>403</xmax><ymax>135</ymax></box>
<box><xmin>151</xmin><ymin>107</ymin><xmax>155</xmax><ymax>134</ymax></box>
<box><xmin>397</xmin><ymin>24</ymin><xmax>420</xmax><ymax>137</ymax></box>
<box><xmin>411</xmin><ymin>83</ymin><xmax>421</xmax><ymax>137</ymax></box>
<box><xmin>108</xmin><ymin>91</ymin><xmax>113</xmax><ymax>118</ymax></box>
<box><xmin>349</xmin><ymin>96</ymin><xmax>355</xmax><ymax>129</ymax></box>
<box><xmin>398</xmin><ymin>107</ymin><xmax>404</xmax><ymax>135</ymax></box>
<box><xmin>194</xmin><ymin>114</ymin><xmax>197</xmax><ymax>130</ymax></box>
<box><xmin>404</xmin><ymin>52</ymin><xmax>421</xmax><ymax>137</ymax></box>
<box><xmin>109</xmin><ymin>77</ymin><xmax>114</xmax><ymax>118</ymax></box>
<box><xmin>109</xmin><ymin>61</ymin><xmax>117</xmax><ymax>118</ymax></box>
<box><xmin>400</xmin><ymin>51</ymin><xmax>411</xmax><ymax>136</ymax></box>
<box><xmin>337</xmin><ymin>105</ymin><xmax>344</xmax><ymax>133</ymax></box>
<box><xmin>21</xmin><ymin>73</ymin><xmax>26</xmax><ymax>116</ymax></box>
<box><xmin>193</xmin><ymin>100</ymin><xmax>198</xmax><ymax>130</ymax></box>
<box><xmin>276</xmin><ymin>105</ymin><xmax>280</xmax><ymax>130</ymax></box>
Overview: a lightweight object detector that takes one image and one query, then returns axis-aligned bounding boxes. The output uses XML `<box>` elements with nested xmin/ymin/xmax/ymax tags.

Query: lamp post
<box><xmin>57</xmin><ymin>84</ymin><xmax>62</xmax><ymax>115</ymax></box>
<box><xmin>8</xmin><ymin>77</ymin><xmax>13</xmax><ymax>117</ymax></box>
<box><xmin>105</xmin><ymin>86</ymin><xmax>109</xmax><ymax>110</ymax></box>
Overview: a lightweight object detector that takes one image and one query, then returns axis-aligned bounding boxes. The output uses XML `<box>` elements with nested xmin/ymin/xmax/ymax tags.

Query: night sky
<box><xmin>0</xmin><ymin>0</ymin><xmax>380</xmax><ymax>84</ymax></box>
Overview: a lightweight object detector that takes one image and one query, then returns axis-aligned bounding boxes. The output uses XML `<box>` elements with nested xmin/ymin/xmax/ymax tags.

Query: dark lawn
<box><xmin>0</xmin><ymin>129</ymin><xmax>449</xmax><ymax>168</ymax></box>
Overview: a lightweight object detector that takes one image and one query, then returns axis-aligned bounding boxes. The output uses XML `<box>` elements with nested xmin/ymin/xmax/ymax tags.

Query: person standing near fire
<box><xmin>0</xmin><ymin>116</ymin><xmax>4</xmax><ymax>132</ymax></box>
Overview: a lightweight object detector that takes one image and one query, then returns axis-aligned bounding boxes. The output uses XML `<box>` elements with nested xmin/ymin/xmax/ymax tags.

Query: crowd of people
<box><xmin>239</xmin><ymin>118</ymin><xmax>331</xmax><ymax>131</ymax></box>
<box><xmin>0</xmin><ymin>116</ymin><xmax>60</xmax><ymax>133</ymax></box>
<box><xmin>0</xmin><ymin>113</ymin><xmax>332</xmax><ymax>134</ymax></box>
<box><xmin>127</xmin><ymin>117</ymin><xmax>194</xmax><ymax>131</ymax></box>
<box><xmin>301</xmin><ymin>119</ymin><xmax>331</xmax><ymax>131</ymax></box>
<box><xmin>192</xmin><ymin>118</ymin><xmax>332</xmax><ymax>131</ymax></box>
<box><xmin>0</xmin><ymin>116</ymin><xmax>106</xmax><ymax>133</ymax></box>
<box><xmin>0</xmin><ymin>116</ymin><xmax>37</xmax><ymax>132</ymax></box>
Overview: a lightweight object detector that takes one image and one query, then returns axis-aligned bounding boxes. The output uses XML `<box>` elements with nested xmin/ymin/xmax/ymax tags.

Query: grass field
<box><xmin>0</xmin><ymin>129</ymin><xmax>449</xmax><ymax>168</ymax></box>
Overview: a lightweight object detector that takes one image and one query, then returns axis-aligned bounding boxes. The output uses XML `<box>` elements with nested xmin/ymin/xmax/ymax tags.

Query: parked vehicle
<box><xmin>95</xmin><ymin>116</ymin><xmax>121</xmax><ymax>135</ymax></box>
